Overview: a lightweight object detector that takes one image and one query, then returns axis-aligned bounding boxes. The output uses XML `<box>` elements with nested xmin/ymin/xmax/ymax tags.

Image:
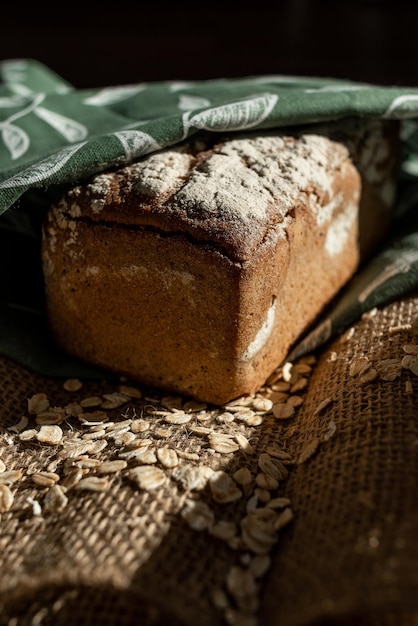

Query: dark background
<box><xmin>1</xmin><ymin>0</ymin><xmax>417</xmax><ymax>90</ymax></box>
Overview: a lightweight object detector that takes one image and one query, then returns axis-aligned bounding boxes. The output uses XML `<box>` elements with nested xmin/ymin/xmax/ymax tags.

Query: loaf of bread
<box><xmin>41</xmin><ymin>117</ymin><xmax>400</xmax><ymax>404</ymax></box>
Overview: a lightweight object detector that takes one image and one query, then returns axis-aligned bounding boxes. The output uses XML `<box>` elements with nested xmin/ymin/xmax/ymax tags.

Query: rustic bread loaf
<box><xmin>41</xmin><ymin>118</ymin><xmax>400</xmax><ymax>404</ymax></box>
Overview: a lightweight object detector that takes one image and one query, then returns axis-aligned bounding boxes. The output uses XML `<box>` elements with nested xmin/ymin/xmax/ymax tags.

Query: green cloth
<box><xmin>2</xmin><ymin>58</ymin><xmax>418</xmax><ymax>379</ymax></box>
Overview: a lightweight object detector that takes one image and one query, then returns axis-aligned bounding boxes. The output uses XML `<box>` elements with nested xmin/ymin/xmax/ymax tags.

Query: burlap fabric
<box><xmin>1</xmin><ymin>294</ymin><xmax>418</xmax><ymax>626</ymax></box>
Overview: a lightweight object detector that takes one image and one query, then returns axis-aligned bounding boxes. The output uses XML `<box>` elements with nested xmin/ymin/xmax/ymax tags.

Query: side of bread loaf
<box><xmin>41</xmin><ymin>118</ymin><xmax>400</xmax><ymax>404</ymax></box>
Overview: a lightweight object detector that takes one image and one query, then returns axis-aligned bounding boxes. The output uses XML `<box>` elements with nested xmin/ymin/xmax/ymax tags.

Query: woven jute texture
<box><xmin>1</xmin><ymin>295</ymin><xmax>418</xmax><ymax>626</ymax></box>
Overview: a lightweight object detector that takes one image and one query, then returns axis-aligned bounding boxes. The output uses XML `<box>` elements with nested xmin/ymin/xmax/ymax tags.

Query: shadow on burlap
<box><xmin>1</xmin><ymin>295</ymin><xmax>418</xmax><ymax>626</ymax></box>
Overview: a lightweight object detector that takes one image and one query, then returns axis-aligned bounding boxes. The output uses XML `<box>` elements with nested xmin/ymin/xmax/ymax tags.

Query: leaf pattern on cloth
<box><xmin>114</xmin><ymin>130</ymin><xmax>161</xmax><ymax>161</ymax></box>
<box><xmin>0</xmin><ymin>143</ymin><xmax>86</xmax><ymax>190</ymax></box>
<box><xmin>1</xmin><ymin>123</ymin><xmax>29</xmax><ymax>160</ymax></box>
<box><xmin>181</xmin><ymin>93</ymin><xmax>279</xmax><ymax>135</ymax></box>
<box><xmin>33</xmin><ymin>107</ymin><xmax>88</xmax><ymax>142</ymax></box>
<box><xmin>2</xmin><ymin>58</ymin><xmax>418</xmax><ymax>376</ymax></box>
<box><xmin>83</xmin><ymin>85</ymin><xmax>147</xmax><ymax>106</ymax></box>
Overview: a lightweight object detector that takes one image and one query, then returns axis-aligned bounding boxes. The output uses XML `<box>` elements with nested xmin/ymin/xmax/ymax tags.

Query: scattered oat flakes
<box><xmin>0</xmin><ymin>484</ymin><xmax>14</xmax><ymax>512</ymax></box>
<box><xmin>290</xmin><ymin>378</ymin><xmax>308</xmax><ymax>393</ymax></box>
<box><xmin>119</xmin><ymin>385</ymin><xmax>142</xmax><ymax>398</ymax></box>
<box><xmin>268</xmin><ymin>391</ymin><xmax>289</xmax><ymax>404</ymax></box>
<box><xmin>44</xmin><ymin>484</ymin><xmax>68</xmax><ymax>514</ymax></box>
<box><xmin>226</xmin><ymin>565</ymin><xmax>258</xmax><ymax>611</ymax></box>
<box><xmin>233</xmin><ymin>467</ymin><xmax>253</xmax><ymax>489</ymax></box>
<box><xmin>313</xmin><ymin>396</ymin><xmax>333</xmax><ymax>415</ymax></box>
<box><xmin>63</xmin><ymin>378</ymin><xmax>83</xmax><ymax>392</ymax></box>
<box><xmin>235</xmin><ymin>412</ymin><xmax>263</xmax><ymax>427</ymax></box>
<box><xmin>209</xmin><ymin>433</ymin><xmax>240</xmax><ymax>454</ymax></box>
<box><xmin>65</xmin><ymin>402</ymin><xmax>83</xmax><ymax>417</ymax></box>
<box><xmin>323</xmin><ymin>420</ymin><xmax>337</xmax><ymax>441</ymax></box>
<box><xmin>240</xmin><ymin>508</ymin><xmax>278</xmax><ymax>554</ymax></box>
<box><xmin>0</xmin><ymin>460</ymin><xmax>5</xmax><ymax>473</ymax></box>
<box><xmin>130</xmin><ymin>419</ymin><xmax>150</xmax><ymax>433</ymax></box>
<box><xmin>403</xmin><ymin>343</ymin><xmax>418</xmax><ymax>355</ymax></box>
<box><xmin>173</xmin><ymin>465</ymin><xmax>214</xmax><ymax>491</ymax></box>
<box><xmin>359</xmin><ymin>367</ymin><xmax>378</xmax><ymax>384</ymax></box>
<box><xmin>293</xmin><ymin>362</ymin><xmax>312</xmax><ymax>375</ymax></box>
<box><xmin>129</xmin><ymin>465</ymin><xmax>167</xmax><ymax>490</ymax></box>
<box><xmin>177</xmin><ymin>450</ymin><xmax>200</xmax><ymax>461</ymax></box>
<box><xmin>349</xmin><ymin>355</ymin><xmax>371</xmax><ymax>377</ymax></box>
<box><xmin>282</xmin><ymin>362</ymin><xmax>298</xmax><ymax>383</ymax></box>
<box><xmin>209</xmin><ymin>470</ymin><xmax>242</xmax><ymax>503</ymax></box>
<box><xmin>267</xmin><ymin>497</ymin><xmax>292</xmax><ymax>510</ymax></box>
<box><xmin>274</xmin><ymin>506</ymin><xmax>294</xmax><ymax>531</ymax></box>
<box><xmin>272</xmin><ymin>403</ymin><xmax>295</xmax><ymax>420</ymax></box>
<box><xmin>188</xmin><ymin>425</ymin><xmax>213</xmax><ymax>435</ymax></box>
<box><xmin>216</xmin><ymin>412</ymin><xmax>236</xmax><ymax>424</ymax></box>
<box><xmin>287</xmin><ymin>395</ymin><xmax>304</xmax><ymax>408</ymax></box>
<box><xmin>255</xmin><ymin>473</ymin><xmax>279</xmax><ymax>491</ymax></box>
<box><xmin>297</xmin><ymin>438</ymin><xmax>321</xmax><ymax>464</ymax></box>
<box><xmin>8</xmin><ymin>416</ymin><xmax>29</xmax><ymax>433</ymax></box>
<box><xmin>0</xmin><ymin>470</ymin><xmax>23</xmax><ymax>484</ymax></box>
<box><xmin>250</xmin><ymin>397</ymin><xmax>273</xmax><ymax>413</ymax></box>
<box><xmin>402</xmin><ymin>354</ymin><xmax>418</xmax><ymax>375</ymax></box>
<box><xmin>75</xmin><ymin>476</ymin><xmax>111</xmax><ymax>492</ymax></box>
<box><xmin>156</xmin><ymin>447</ymin><xmax>179</xmax><ymax>468</ymax></box>
<box><xmin>36</xmin><ymin>425</ymin><xmax>63</xmax><ymax>445</ymax></box>
<box><xmin>181</xmin><ymin>498</ymin><xmax>214</xmax><ymax>531</ymax></box>
<box><xmin>258</xmin><ymin>453</ymin><xmax>288</xmax><ymax>481</ymax></box>
<box><xmin>31</xmin><ymin>472</ymin><xmax>60</xmax><ymax>487</ymax></box>
<box><xmin>61</xmin><ymin>468</ymin><xmax>84</xmax><ymax>490</ymax></box>
<box><xmin>35</xmin><ymin>407</ymin><xmax>66</xmax><ymax>425</ymax></box>
<box><xmin>120</xmin><ymin>447</ymin><xmax>157</xmax><ymax>464</ymax></box>
<box><xmin>154</xmin><ymin>427</ymin><xmax>172</xmax><ymax>439</ymax></box>
<box><xmin>27</xmin><ymin>393</ymin><xmax>50</xmax><ymax>415</ymax></box>
<box><xmin>164</xmin><ymin>412</ymin><xmax>192</xmax><ymax>425</ymax></box>
<box><xmin>18</xmin><ymin>428</ymin><xmax>38</xmax><ymax>442</ymax></box>
<box><xmin>253</xmin><ymin>488</ymin><xmax>271</xmax><ymax>504</ymax></box>
<box><xmin>265</xmin><ymin>445</ymin><xmax>292</xmax><ymax>461</ymax></box>
<box><xmin>101</xmin><ymin>392</ymin><xmax>130</xmax><ymax>409</ymax></box>
<box><xmin>234</xmin><ymin>433</ymin><xmax>255</xmax><ymax>455</ymax></box>
<box><xmin>96</xmin><ymin>460</ymin><xmax>128</xmax><ymax>474</ymax></box>
<box><xmin>211</xmin><ymin>588</ymin><xmax>230</xmax><ymax>611</ymax></box>
<box><xmin>82</xmin><ymin>429</ymin><xmax>106</xmax><ymax>441</ymax></box>
<box><xmin>112</xmin><ymin>432</ymin><xmax>136</xmax><ymax>447</ymax></box>
<box><xmin>376</xmin><ymin>358</ymin><xmax>403</xmax><ymax>381</ymax></box>
<box><xmin>248</xmin><ymin>553</ymin><xmax>271</xmax><ymax>579</ymax></box>
<box><xmin>80</xmin><ymin>396</ymin><xmax>103</xmax><ymax>408</ymax></box>
<box><xmin>209</xmin><ymin>520</ymin><xmax>238</xmax><ymax>541</ymax></box>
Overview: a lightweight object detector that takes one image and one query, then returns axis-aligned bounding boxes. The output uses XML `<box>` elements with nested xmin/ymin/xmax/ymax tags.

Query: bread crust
<box><xmin>41</xmin><ymin>118</ymin><xmax>400</xmax><ymax>404</ymax></box>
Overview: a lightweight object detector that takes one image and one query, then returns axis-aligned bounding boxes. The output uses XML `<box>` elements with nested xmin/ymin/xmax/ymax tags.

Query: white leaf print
<box><xmin>114</xmin><ymin>130</ymin><xmax>161</xmax><ymax>161</ymax></box>
<box><xmin>168</xmin><ymin>81</ymin><xmax>196</xmax><ymax>92</ymax></box>
<box><xmin>33</xmin><ymin>107</ymin><xmax>88</xmax><ymax>142</ymax></box>
<box><xmin>1</xmin><ymin>123</ymin><xmax>30</xmax><ymax>160</ymax></box>
<box><xmin>383</xmin><ymin>95</ymin><xmax>418</xmax><ymax>119</ymax></box>
<box><xmin>304</xmin><ymin>84</ymin><xmax>370</xmax><ymax>93</ymax></box>
<box><xmin>83</xmin><ymin>85</ymin><xmax>146</xmax><ymax>106</ymax></box>
<box><xmin>178</xmin><ymin>94</ymin><xmax>211</xmax><ymax>111</ymax></box>
<box><xmin>0</xmin><ymin>96</ymin><xmax>29</xmax><ymax>108</ymax></box>
<box><xmin>8</xmin><ymin>83</ymin><xmax>37</xmax><ymax>98</ymax></box>
<box><xmin>0</xmin><ymin>143</ymin><xmax>86</xmax><ymax>189</ymax></box>
<box><xmin>182</xmin><ymin>93</ymin><xmax>278</xmax><ymax>135</ymax></box>
<box><xmin>358</xmin><ymin>250</ymin><xmax>418</xmax><ymax>303</ymax></box>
